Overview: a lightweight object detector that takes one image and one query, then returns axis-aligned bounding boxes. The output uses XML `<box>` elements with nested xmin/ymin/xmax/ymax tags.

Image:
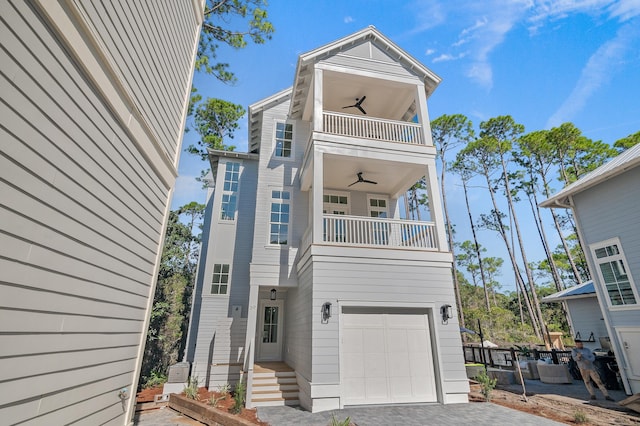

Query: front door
<box><xmin>257</xmin><ymin>299</ymin><xmax>284</xmax><ymax>361</ymax></box>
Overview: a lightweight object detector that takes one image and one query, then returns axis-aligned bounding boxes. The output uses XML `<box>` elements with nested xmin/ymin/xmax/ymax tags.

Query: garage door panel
<box><xmin>341</xmin><ymin>311</ymin><xmax>437</xmax><ymax>406</ymax></box>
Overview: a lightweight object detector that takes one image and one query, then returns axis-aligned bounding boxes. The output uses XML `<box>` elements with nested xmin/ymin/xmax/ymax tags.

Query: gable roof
<box><xmin>541</xmin><ymin>281</ymin><xmax>596</xmax><ymax>303</ymax></box>
<box><xmin>540</xmin><ymin>143</ymin><xmax>640</xmax><ymax>208</ymax></box>
<box><xmin>288</xmin><ymin>26</ymin><xmax>441</xmax><ymax>119</ymax></box>
<box><xmin>247</xmin><ymin>88</ymin><xmax>292</xmax><ymax>153</ymax></box>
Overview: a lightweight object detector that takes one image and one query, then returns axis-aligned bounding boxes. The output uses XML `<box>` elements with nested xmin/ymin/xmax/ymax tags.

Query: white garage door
<box><xmin>341</xmin><ymin>307</ymin><xmax>437</xmax><ymax>405</ymax></box>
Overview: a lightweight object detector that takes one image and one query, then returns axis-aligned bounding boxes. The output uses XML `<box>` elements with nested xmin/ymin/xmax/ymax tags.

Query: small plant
<box><xmin>217</xmin><ymin>383</ymin><xmax>231</xmax><ymax>395</ymax></box>
<box><xmin>515</xmin><ymin>345</ymin><xmax>532</xmax><ymax>358</ymax></box>
<box><xmin>231</xmin><ymin>380</ymin><xmax>246</xmax><ymax>414</ymax></box>
<box><xmin>143</xmin><ymin>370</ymin><xmax>167</xmax><ymax>389</ymax></box>
<box><xmin>208</xmin><ymin>393</ymin><xmax>226</xmax><ymax>408</ymax></box>
<box><xmin>476</xmin><ymin>370</ymin><xmax>498</xmax><ymax>402</ymax></box>
<box><xmin>183</xmin><ymin>376</ymin><xmax>199</xmax><ymax>400</ymax></box>
<box><xmin>574</xmin><ymin>409</ymin><xmax>588</xmax><ymax>424</ymax></box>
<box><xmin>329</xmin><ymin>413</ymin><xmax>351</xmax><ymax>426</ymax></box>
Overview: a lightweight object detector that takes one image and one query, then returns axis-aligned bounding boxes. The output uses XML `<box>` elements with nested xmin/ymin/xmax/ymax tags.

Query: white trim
<box><xmin>267</xmin><ymin>187</ymin><xmax>292</xmax><ymax>247</ymax></box>
<box><xmin>589</xmin><ymin>237</ymin><xmax>639</xmax><ymax>309</ymax></box>
<box><xmin>218</xmin><ymin>159</ymin><xmax>242</xmax><ymax>223</ymax></box>
<box><xmin>323</xmin><ymin>190</ymin><xmax>351</xmax><ymax>215</ymax></box>
<box><xmin>207</xmin><ymin>263</ymin><xmax>231</xmax><ymax>296</ymax></box>
<box><xmin>272</xmin><ymin>119</ymin><xmax>296</xmax><ymax>161</ymax></box>
<box><xmin>366</xmin><ymin>194</ymin><xmax>389</xmax><ymax>218</ymax></box>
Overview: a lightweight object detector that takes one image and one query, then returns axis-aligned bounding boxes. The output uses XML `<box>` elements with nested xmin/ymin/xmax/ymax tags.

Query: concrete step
<box><xmin>253</xmin><ymin>370</ymin><xmax>296</xmax><ymax>379</ymax></box>
<box><xmin>252</xmin><ymin>383</ymin><xmax>299</xmax><ymax>392</ymax></box>
<box><xmin>252</xmin><ymin>389</ymin><xmax>299</xmax><ymax>399</ymax></box>
<box><xmin>251</xmin><ymin>397</ymin><xmax>299</xmax><ymax>407</ymax></box>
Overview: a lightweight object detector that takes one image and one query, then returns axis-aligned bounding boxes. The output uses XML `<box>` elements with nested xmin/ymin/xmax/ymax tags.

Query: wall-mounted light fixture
<box><xmin>321</xmin><ymin>302</ymin><xmax>332</xmax><ymax>324</ymax></box>
<box><xmin>270</xmin><ymin>288</ymin><xmax>277</xmax><ymax>301</ymax></box>
<box><xmin>441</xmin><ymin>304</ymin><xmax>453</xmax><ymax>324</ymax></box>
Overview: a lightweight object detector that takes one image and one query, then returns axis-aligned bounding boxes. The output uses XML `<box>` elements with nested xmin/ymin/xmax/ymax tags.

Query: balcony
<box><xmin>322</xmin><ymin>214</ymin><xmax>438</xmax><ymax>250</ymax></box>
<box><xmin>323</xmin><ymin>112</ymin><xmax>424</xmax><ymax>145</ymax></box>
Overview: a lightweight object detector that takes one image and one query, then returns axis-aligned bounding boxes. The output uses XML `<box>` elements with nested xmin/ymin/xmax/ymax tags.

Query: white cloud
<box><xmin>547</xmin><ymin>20</ymin><xmax>640</xmax><ymax>127</ymax></box>
<box><xmin>425</xmin><ymin>48</ymin><xmax>436</xmax><ymax>55</ymax></box>
<box><xmin>344</xmin><ymin>16</ymin><xmax>354</xmax><ymax>24</ymax></box>
<box><xmin>432</xmin><ymin>52</ymin><xmax>467</xmax><ymax>62</ymax></box>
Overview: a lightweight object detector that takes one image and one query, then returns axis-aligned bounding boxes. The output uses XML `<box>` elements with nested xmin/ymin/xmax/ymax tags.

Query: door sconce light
<box><xmin>441</xmin><ymin>304</ymin><xmax>453</xmax><ymax>324</ymax></box>
<box><xmin>321</xmin><ymin>302</ymin><xmax>332</xmax><ymax>323</ymax></box>
<box><xmin>270</xmin><ymin>288</ymin><xmax>277</xmax><ymax>301</ymax></box>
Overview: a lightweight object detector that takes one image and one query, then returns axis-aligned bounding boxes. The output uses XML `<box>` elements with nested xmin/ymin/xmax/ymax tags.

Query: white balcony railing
<box><xmin>323</xmin><ymin>214</ymin><xmax>438</xmax><ymax>249</ymax></box>
<box><xmin>323</xmin><ymin>111</ymin><xmax>424</xmax><ymax>145</ymax></box>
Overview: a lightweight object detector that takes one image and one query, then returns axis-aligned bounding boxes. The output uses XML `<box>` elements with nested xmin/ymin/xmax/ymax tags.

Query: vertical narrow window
<box><xmin>274</xmin><ymin>122</ymin><xmax>293</xmax><ymax>158</ymax></box>
<box><xmin>592</xmin><ymin>240</ymin><xmax>637</xmax><ymax>306</ymax></box>
<box><xmin>221</xmin><ymin>162</ymin><xmax>240</xmax><ymax>220</ymax></box>
<box><xmin>211</xmin><ymin>264</ymin><xmax>230</xmax><ymax>294</ymax></box>
<box><xmin>269</xmin><ymin>190</ymin><xmax>290</xmax><ymax>245</ymax></box>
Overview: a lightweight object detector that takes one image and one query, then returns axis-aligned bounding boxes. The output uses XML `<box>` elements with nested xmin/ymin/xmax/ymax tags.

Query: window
<box><xmin>221</xmin><ymin>162</ymin><xmax>240</xmax><ymax>220</ymax></box>
<box><xmin>262</xmin><ymin>306</ymin><xmax>279</xmax><ymax>343</ymax></box>
<box><xmin>211</xmin><ymin>264</ymin><xmax>230</xmax><ymax>294</ymax></box>
<box><xmin>269</xmin><ymin>190</ymin><xmax>290</xmax><ymax>245</ymax></box>
<box><xmin>591</xmin><ymin>239</ymin><xmax>637</xmax><ymax>307</ymax></box>
<box><xmin>368</xmin><ymin>196</ymin><xmax>389</xmax><ymax>245</ymax></box>
<box><xmin>274</xmin><ymin>122</ymin><xmax>293</xmax><ymax>158</ymax></box>
<box><xmin>368</xmin><ymin>197</ymin><xmax>388</xmax><ymax>218</ymax></box>
<box><xmin>323</xmin><ymin>192</ymin><xmax>349</xmax><ymax>242</ymax></box>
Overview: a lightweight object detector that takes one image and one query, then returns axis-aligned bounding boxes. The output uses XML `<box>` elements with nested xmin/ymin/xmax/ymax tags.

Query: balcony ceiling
<box><xmin>323</xmin><ymin>154</ymin><xmax>425</xmax><ymax>198</ymax></box>
<box><xmin>323</xmin><ymin>72</ymin><xmax>417</xmax><ymax>121</ymax></box>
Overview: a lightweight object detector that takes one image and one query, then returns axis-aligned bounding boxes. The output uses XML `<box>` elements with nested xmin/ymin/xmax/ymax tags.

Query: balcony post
<box><xmin>312</xmin><ymin>147</ymin><xmax>324</xmax><ymax>244</ymax></box>
<box><xmin>313</xmin><ymin>68</ymin><xmax>323</xmax><ymax>132</ymax></box>
<box><xmin>424</xmin><ymin>164</ymin><xmax>448</xmax><ymax>251</ymax></box>
<box><xmin>415</xmin><ymin>84</ymin><xmax>434</xmax><ymax>146</ymax></box>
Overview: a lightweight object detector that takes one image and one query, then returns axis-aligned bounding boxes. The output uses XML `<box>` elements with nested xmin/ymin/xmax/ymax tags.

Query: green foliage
<box><xmin>231</xmin><ymin>380</ymin><xmax>246</xmax><ymax>414</ymax></box>
<box><xmin>187</xmin><ymin>98</ymin><xmax>244</xmax><ymax>162</ymax></box>
<box><xmin>142</xmin><ymin>370</ymin><xmax>168</xmax><ymax>389</ymax></box>
<box><xmin>574</xmin><ymin>409</ymin><xmax>588</xmax><ymax>424</ymax></box>
<box><xmin>614</xmin><ymin>130</ymin><xmax>640</xmax><ymax>153</ymax></box>
<box><xmin>329</xmin><ymin>413</ymin><xmax>352</xmax><ymax>426</ymax></box>
<box><xmin>184</xmin><ymin>376</ymin><xmax>199</xmax><ymax>400</ymax></box>
<box><xmin>476</xmin><ymin>370</ymin><xmax>498</xmax><ymax>402</ymax></box>
<box><xmin>196</xmin><ymin>0</ymin><xmax>274</xmax><ymax>83</ymax></box>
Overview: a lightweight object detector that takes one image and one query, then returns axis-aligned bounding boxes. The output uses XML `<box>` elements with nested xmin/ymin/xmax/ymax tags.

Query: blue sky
<box><xmin>173</xmin><ymin>0</ymin><xmax>640</xmax><ymax>292</ymax></box>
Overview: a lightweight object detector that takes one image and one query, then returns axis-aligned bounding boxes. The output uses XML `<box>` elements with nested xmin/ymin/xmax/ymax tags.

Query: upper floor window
<box><xmin>221</xmin><ymin>162</ymin><xmax>240</xmax><ymax>220</ymax></box>
<box><xmin>269</xmin><ymin>190</ymin><xmax>290</xmax><ymax>245</ymax></box>
<box><xmin>591</xmin><ymin>239</ymin><xmax>637</xmax><ymax>307</ymax></box>
<box><xmin>274</xmin><ymin>122</ymin><xmax>293</xmax><ymax>158</ymax></box>
<box><xmin>368</xmin><ymin>197</ymin><xmax>388</xmax><ymax>218</ymax></box>
<box><xmin>211</xmin><ymin>264</ymin><xmax>230</xmax><ymax>295</ymax></box>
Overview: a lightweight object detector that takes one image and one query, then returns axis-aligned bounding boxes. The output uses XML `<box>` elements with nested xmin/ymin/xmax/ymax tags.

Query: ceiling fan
<box><xmin>348</xmin><ymin>172</ymin><xmax>378</xmax><ymax>187</ymax></box>
<box><xmin>342</xmin><ymin>96</ymin><xmax>367</xmax><ymax>114</ymax></box>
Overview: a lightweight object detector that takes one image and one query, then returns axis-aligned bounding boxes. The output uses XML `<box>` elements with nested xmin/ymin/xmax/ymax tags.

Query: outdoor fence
<box><xmin>463</xmin><ymin>345</ymin><xmax>572</xmax><ymax>369</ymax></box>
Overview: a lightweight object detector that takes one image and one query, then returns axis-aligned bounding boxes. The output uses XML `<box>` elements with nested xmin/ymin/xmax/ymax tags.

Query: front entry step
<box><xmin>252</xmin><ymin>362</ymin><xmax>299</xmax><ymax>407</ymax></box>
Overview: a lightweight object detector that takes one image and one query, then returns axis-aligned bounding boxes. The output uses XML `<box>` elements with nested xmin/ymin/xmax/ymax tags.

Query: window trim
<box><xmin>272</xmin><ymin>120</ymin><xmax>295</xmax><ymax>160</ymax></box>
<box><xmin>589</xmin><ymin>237</ymin><xmax>638</xmax><ymax>309</ymax></box>
<box><xmin>323</xmin><ymin>190</ymin><xmax>350</xmax><ymax>215</ymax></box>
<box><xmin>219</xmin><ymin>161</ymin><xmax>241</xmax><ymax>222</ymax></box>
<box><xmin>366</xmin><ymin>194</ymin><xmax>389</xmax><ymax>218</ymax></box>
<box><xmin>210</xmin><ymin>263</ymin><xmax>231</xmax><ymax>295</ymax></box>
<box><xmin>268</xmin><ymin>188</ymin><xmax>291</xmax><ymax>246</ymax></box>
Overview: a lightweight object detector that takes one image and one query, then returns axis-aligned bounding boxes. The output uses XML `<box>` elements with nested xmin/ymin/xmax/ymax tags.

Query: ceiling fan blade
<box><xmin>342</xmin><ymin>104</ymin><xmax>355</xmax><ymax>109</ymax></box>
<box><xmin>356</xmin><ymin>105</ymin><xmax>367</xmax><ymax>114</ymax></box>
<box><xmin>355</xmin><ymin>96</ymin><xmax>366</xmax><ymax>107</ymax></box>
<box><xmin>347</xmin><ymin>180</ymin><xmax>360</xmax><ymax>187</ymax></box>
<box><xmin>362</xmin><ymin>179</ymin><xmax>377</xmax><ymax>185</ymax></box>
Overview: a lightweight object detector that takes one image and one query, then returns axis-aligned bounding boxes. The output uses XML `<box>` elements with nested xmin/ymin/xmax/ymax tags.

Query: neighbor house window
<box><xmin>274</xmin><ymin>122</ymin><xmax>293</xmax><ymax>158</ymax></box>
<box><xmin>269</xmin><ymin>190</ymin><xmax>290</xmax><ymax>245</ymax></box>
<box><xmin>221</xmin><ymin>162</ymin><xmax>240</xmax><ymax>220</ymax></box>
<box><xmin>211</xmin><ymin>264</ymin><xmax>230</xmax><ymax>294</ymax></box>
<box><xmin>591</xmin><ymin>239</ymin><xmax>637</xmax><ymax>306</ymax></box>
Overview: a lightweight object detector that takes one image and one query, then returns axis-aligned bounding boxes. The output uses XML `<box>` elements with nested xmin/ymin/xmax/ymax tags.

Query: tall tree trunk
<box><xmin>500</xmin><ymin>156</ymin><xmax>547</xmax><ymax>340</ymax></box>
<box><xmin>461</xmin><ymin>178</ymin><xmax>491</xmax><ymax>311</ymax></box>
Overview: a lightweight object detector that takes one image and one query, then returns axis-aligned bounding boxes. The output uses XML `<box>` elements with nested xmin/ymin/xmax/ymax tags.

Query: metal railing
<box><xmin>464</xmin><ymin>344</ymin><xmax>572</xmax><ymax>368</ymax></box>
<box><xmin>323</xmin><ymin>111</ymin><xmax>424</xmax><ymax>145</ymax></box>
<box><xmin>323</xmin><ymin>214</ymin><xmax>438</xmax><ymax>249</ymax></box>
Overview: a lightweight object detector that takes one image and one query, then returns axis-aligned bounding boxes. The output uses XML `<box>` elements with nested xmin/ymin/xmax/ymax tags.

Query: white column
<box><xmin>312</xmin><ymin>148</ymin><xmax>324</xmax><ymax>244</ymax></box>
<box><xmin>243</xmin><ymin>285</ymin><xmax>260</xmax><ymax>408</ymax></box>
<box><xmin>415</xmin><ymin>84</ymin><xmax>434</xmax><ymax>146</ymax></box>
<box><xmin>313</xmin><ymin>68</ymin><xmax>323</xmax><ymax>132</ymax></box>
<box><xmin>424</xmin><ymin>163</ymin><xmax>448</xmax><ymax>250</ymax></box>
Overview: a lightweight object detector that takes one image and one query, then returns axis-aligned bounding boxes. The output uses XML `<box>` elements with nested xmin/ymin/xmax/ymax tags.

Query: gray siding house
<box><xmin>541</xmin><ymin>143</ymin><xmax>640</xmax><ymax>395</ymax></box>
<box><xmin>185</xmin><ymin>27</ymin><xmax>469</xmax><ymax>412</ymax></box>
<box><xmin>0</xmin><ymin>1</ymin><xmax>202</xmax><ymax>424</ymax></box>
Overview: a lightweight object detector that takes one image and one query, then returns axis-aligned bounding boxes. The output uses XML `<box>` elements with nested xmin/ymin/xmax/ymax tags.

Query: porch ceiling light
<box><xmin>270</xmin><ymin>288</ymin><xmax>277</xmax><ymax>301</ymax></box>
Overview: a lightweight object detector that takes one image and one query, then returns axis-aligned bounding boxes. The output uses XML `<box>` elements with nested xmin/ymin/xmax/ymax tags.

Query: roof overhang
<box><xmin>541</xmin><ymin>281</ymin><xmax>596</xmax><ymax>303</ymax></box>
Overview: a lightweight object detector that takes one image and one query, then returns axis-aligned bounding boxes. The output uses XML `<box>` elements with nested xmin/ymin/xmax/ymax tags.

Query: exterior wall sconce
<box><xmin>270</xmin><ymin>288</ymin><xmax>277</xmax><ymax>301</ymax></box>
<box><xmin>441</xmin><ymin>304</ymin><xmax>453</xmax><ymax>324</ymax></box>
<box><xmin>321</xmin><ymin>302</ymin><xmax>332</xmax><ymax>324</ymax></box>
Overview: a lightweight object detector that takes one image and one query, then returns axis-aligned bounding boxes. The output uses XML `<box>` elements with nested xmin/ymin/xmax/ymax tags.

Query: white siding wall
<box><xmin>566</xmin><ymin>297</ymin><xmax>608</xmax><ymax>351</ymax></box>
<box><xmin>0</xmin><ymin>1</ymin><xmax>200</xmax><ymax>424</ymax></box>
<box><xmin>189</xmin><ymin>158</ymin><xmax>258</xmax><ymax>387</ymax></box>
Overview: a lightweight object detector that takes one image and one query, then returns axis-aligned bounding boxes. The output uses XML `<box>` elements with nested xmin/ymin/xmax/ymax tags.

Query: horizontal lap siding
<box><xmin>309</xmin><ymin>256</ymin><xmax>467</xmax><ymax>396</ymax></box>
<box><xmin>284</xmin><ymin>263</ymin><xmax>313</xmax><ymax>381</ymax></box>
<box><xmin>0</xmin><ymin>1</ymin><xmax>198</xmax><ymax>424</ymax></box>
<box><xmin>76</xmin><ymin>0</ymin><xmax>196</xmax><ymax>160</ymax></box>
<box><xmin>566</xmin><ymin>298</ymin><xmax>608</xmax><ymax>351</ymax></box>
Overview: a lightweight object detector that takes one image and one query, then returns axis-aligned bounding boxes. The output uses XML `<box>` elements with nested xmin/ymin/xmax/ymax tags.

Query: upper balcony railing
<box><xmin>323</xmin><ymin>214</ymin><xmax>438</xmax><ymax>250</ymax></box>
<box><xmin>323</xmin><ymin>111</ymin><xmax>424</xmax><ymax>145</ymax></box>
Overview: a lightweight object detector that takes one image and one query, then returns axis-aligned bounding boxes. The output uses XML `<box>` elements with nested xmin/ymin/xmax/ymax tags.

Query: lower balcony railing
<box><xmin>322</xmin><ymin>214</ymin><xmax>438</xmax><ymax>249</ymax></box>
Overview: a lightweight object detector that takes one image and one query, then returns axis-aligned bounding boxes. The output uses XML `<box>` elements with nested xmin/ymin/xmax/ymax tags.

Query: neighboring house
<box><xmin>540</xmin><ymin>143</ymin><xmax>640</xmax><ymax>395</ymax></box>
<box><xmin>541</xmin><ymin>281</ymin><xmax>610</xmax><ymax>352</ymax></box>
<box><xmin>185</xmin><ymin>26</ymin><xmax>469</xmax><ymax>413</ymax></box>
<box><xmin>0</xmin><ymin>1</ymin><xmax>201</xmax><ymax>424</ymax></box>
